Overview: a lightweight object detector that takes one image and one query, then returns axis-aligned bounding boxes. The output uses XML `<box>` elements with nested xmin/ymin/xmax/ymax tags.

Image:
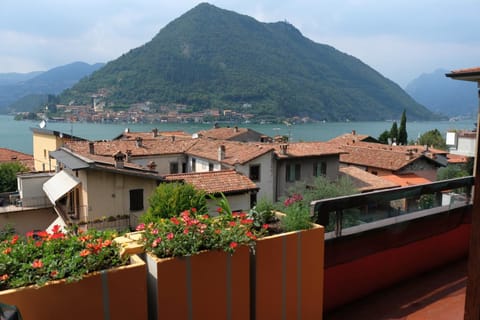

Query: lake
<box><xmin>0</xmin><ymin>114</ymin><xmax>475</xmax><ymax>154</ymax></box>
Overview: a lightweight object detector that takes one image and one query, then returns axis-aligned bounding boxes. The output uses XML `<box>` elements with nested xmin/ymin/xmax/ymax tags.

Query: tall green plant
<box><xmin>141</xmin><ymin>182</ymin><xmax>207</xmax><ymax>223</ymax></box>
<box><xmin>0</xmin><ymin>162</ymin><xmax>28</xmax><ymax>193</ymax></box>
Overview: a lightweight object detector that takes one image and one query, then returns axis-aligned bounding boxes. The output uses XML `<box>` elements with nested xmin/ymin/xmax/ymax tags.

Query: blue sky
<box><xmin>1</xmin><ymin>0</ymin><xmax>478</xmax><ymax>87</ymax></box>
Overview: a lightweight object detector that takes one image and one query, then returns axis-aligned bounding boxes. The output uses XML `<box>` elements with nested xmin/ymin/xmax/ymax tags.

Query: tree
<box><xmin>141</xmin><ymin>182</ymin><xmax>207</xmax><ymax>223</ymax></box>
<box><xmin>437</xmin><ymin>164</ymin><xmax>470</xmax><ymax>181</ymax></box>
<box><xmin>0</xmin><ymin>162</ymin><xmax>28</xmax><ymax>192</ymax></box>
<box><xmin>418</xmin><ymin>129</ymin><xmax>447</xmax><ymax>150</ymax></box>
<box><xmin>378</xmin><ymin>130</ymin><xmax>390</xmax><ymax>144</ymax></box>
<box><xmin>390</xmin><ymin>122</ymin><xmax>398</xmax><ymax>144</ymax></box>
<box><xmin>398</xmin><ymin>110</ymin><xmax>408</xmax><ymax>145</ymax></box>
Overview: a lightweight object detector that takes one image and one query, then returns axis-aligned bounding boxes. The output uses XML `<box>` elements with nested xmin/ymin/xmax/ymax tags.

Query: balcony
<box><xmin>312</xmin><ymin>176</ymin><xmax>473</xmax><ymax>318</ymax></box>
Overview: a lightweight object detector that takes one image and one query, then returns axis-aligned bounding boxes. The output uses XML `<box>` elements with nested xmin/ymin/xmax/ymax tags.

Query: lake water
<box><xmin>0</xmin><ymin>114</ymin><xmax>475</xmax><ymax>154</ymax></box>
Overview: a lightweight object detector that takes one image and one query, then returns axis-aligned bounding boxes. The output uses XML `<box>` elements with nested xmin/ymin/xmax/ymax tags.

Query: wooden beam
<box><xmin>464</xmin><ymin>83</ymin><xmax>480</xmax><ymax>320</ymax></box>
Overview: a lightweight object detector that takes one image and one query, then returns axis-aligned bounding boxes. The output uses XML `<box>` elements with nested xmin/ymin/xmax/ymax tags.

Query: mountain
<box><xmin>60</xmin><ymin>3</ymin><xmax>437</xmax><ymax>121</ymax></box>
<box><xmin>405</xmin><ymin>68</ymin><xmax>477</xmax><ymax>117</ymax></box>
<box><xmin>0</xmin><ymin>62</ymin><xmax>104</xmax><ymax>113</ymax></box>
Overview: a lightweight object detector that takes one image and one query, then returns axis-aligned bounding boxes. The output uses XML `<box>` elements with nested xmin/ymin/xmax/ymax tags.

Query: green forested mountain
<box><xmin>60</xmin><ymin>3</ymin><xmax>437</xmax><ymax>121</ymax></box>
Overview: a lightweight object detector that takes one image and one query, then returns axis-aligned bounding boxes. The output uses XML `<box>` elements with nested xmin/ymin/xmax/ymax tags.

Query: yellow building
<box><xmin>31</xmin><ymin>127</ymin><xmax>86</xmax><ymax>172</ymax></box>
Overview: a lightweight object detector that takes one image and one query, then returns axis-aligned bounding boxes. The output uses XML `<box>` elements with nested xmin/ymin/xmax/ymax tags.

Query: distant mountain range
<box><xmin>405</xmin><ymin>68</ymin><xmax>477</xmax><ymax>118</ymax></box>
<box><xmin>59</xmin><ymin>3</ymin><xmax>437</xmax><ymax>121</ymax></box>
<box><xmin>0</xmin><ymin>62</ymin><xmax>104</xmax><ymax>113</ymax></box>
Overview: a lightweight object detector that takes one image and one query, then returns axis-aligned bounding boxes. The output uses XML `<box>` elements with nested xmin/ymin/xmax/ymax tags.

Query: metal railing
<box><xmin>311</xmin><ymin>176</ymin><xmax>474</xmax><ymax>237</ymax></box>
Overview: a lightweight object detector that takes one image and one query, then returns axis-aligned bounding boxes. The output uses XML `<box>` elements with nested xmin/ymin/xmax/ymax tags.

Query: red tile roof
<box><xmin>0</xmin><ymin>147</ymin><xmax>34</xmax><ymax>171</ymax></box>
<box><xmin>381</xmin><ymin>173</ymin><xmax>432</xmax><ymax>187</ymax></box>
<box><xmin>274</xmin><ymin>142</ymin><xmax>345</xmax><ymax>158</ymax></box>
<box><xmin>164</xmin><ymin>170</ymin><xmax>258</xmax><ymax>194</ymax></box>
<box><xmin>328</xmin><ymin>132</ymin><xmax>376</xmax><ymax>144</ymax></box>
<box><xmin>65</xmin><ymin>137</ymin><xmax>197</xmax><ymax>157</ymax></box>
<box><xmin>447</xmin><ymin>154</ymin><xmax>469</xmax><ymax>164</ymax></box>
<box><xmin>339</xmin><ymin>166</ymin><xmax>399</xmax><ymax>192</ymax></box>
<box><xmin>449</xmin><ymin>67</ymin><xmax>480</xmax><ymax>74</ymax></box>
<box><xmin>115</xmin><ymin>130</ymin><xmax>191</xmax><ymax>140</ymax></box>
<box><xmin>186</xmin><ymin>139</ymin><xmax>274</xmax><ymax>165</ymax></box>
<box><xmin>196</xmin><ymin>127</ymin><xmax>251</xmax><ymax>140</ymax></box>
<box><xmin>339</xmin><ymin>145</ymin><xmax>422</xmax><ymax>171</ymax></box>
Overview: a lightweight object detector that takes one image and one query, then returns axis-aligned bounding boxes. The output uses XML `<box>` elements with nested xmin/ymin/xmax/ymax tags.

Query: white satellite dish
<box><xmin>39</xmin><ymin>120</ymin><xmax>47</xmax><ymax>129</ymax></box>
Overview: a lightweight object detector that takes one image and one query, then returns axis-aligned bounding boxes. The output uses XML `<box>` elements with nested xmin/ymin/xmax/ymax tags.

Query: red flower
<box><xmin>51</xmin><ymin>224</ymin><xmax>62</xmax><ymax>234</ymax></box>
<box><xmin>262</xmin><ymin>224</ymin><xmax>269</xmax><ymax>230</ymax></box>
<box><xmin>35</xmin><ymin>241</ymin><xmax>43</xmax><ymax>247</ymax></box>
<box><xmin>136</xmin><ymin>223</ymin><xmax>145</xmax><ymax>231</ymax></box>
<box><xmin>2</xmin><ymin>247</ymin><xmax>12</xmax><ymax>255</ymax></box>
<box><xmin>216</xmin><ymin>207</ymin><xmax>223</xmax><ymax>214</ymax></box>
<box><xmin>183</xmin><ymin>228</ymin><xmax>190</xmax><ymax>235</ymax></box>
<box><xmin>50</xmin><ymin>270</ymin><xmax>58</xmax><ymax>278</ymax></box>
<box><xmin>167</xmin><ymin>232</ymin><xmax>174</xmax><ymax>240</ymax></box>
<box><xmin>229</xmin><ymin>242</ymin><xmax>238</xmax><ymax>249</ymax></box>
<box><xmin>170</xmin><ymin>217</ymin><xmax>180</xmax><ymax>225</ymax></box>
<box><xmin>102</xmin><ymin>240</ymin><xmax>112</xmax><ymax>247</ymax></box>
<box><xmin>32</xmin><ymin>259</ymin><xmax>43</xmax><ymax>269</ymax></box>
<box><xmin>26</xmin><ymin>231</ymin><xmax>34</xmax><ymax>238</ymax></box>
<box><xmin>80</xmin><ymin>249</ymin><xmax>91</xmax><ymax>257</ymax></box>
<box><xmin>191</xmin><ymin>207</ymin><xmax>197</xmax><ymax>213</ymax></box>
<box><xmin>0</xmin><ymin>274</ymin><xmax>8</xmax><ymax>281</ymax></box>
<box><xmin>10</xmin><ymin>235</ymin><xmax>19</xmax><ymax>245</ymax></box>
<box><xmin>240</xmin><ymin>219</ymin><xmax>254</xmax><ymax>225</ymax></box>
<box><xmin>228</xmin><ymin>221</ymin><xmax>236</xmax><ymax>227</ymax></box>
<box><xmin>215</xmin><ymin>229</ymin><xmax>221</xmax><ymax>234</ymax></box>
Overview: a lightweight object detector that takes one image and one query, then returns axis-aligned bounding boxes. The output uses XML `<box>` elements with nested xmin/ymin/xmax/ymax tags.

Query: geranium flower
<box><xmin>136</xmin><ymin>223</ymin><xmax>146</xmax><ymax>231</ymax></box>
<box><xmin>229</xmin><ymin>242</ymin><xmax>238</xmax><ymax>249</ymax></box>
<box><xmin>80</xmin><ymin>249</ymin><xmax>91</xmax><ymax>257</ymax></box>
<box><xmin>2</xmin><ymin>247</ymin><xmax>12</xmax><ymax>254</ymax></box>
<box><xmin>0</xmin><ymin>274</ymin><xmax>8</xmax><ymax>281</ymax></box>
<box><xmin>32</xmin><ymin>259</ymin><xmax>43</xmax><ymax>268</ymax></box>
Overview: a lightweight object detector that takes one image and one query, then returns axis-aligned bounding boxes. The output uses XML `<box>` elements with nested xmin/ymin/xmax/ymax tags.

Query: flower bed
<box><xmin>0</xmin><ymin>225</ymin><xmax>147</xmax><ymax>319</ymax></box>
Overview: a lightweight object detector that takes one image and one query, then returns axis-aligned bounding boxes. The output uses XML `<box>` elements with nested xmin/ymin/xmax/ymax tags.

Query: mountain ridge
<box><xmin>60</xmin><ymin>2</ymin><xmax>437</xmax><ymax>121</ymax></box>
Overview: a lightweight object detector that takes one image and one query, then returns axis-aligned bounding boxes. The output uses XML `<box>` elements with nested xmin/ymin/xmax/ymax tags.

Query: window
<box><xmin>286</xmin><ymin>164</ymin><xmax>301</xmax><ymax>182</ymax></box>
<box><xmin>169</xmin><ymin>162</ymin><xmax>179</xmax><ymax>174</ymax></box>
<box><xmin>182</xmin><ymin>162</ymin><xmax>187</xmax><ymax>173</ymax></box>
<box><xmin>250</xmin><ymin>192</ymin><xmax>257</xmax><ymax>208</ymax></box>
<box><xmin>313</xmin><ymin>162</ymin><xmax>327</xmax><ymax>177</ymax></box>
<box><xmin>129</xmin><ymin>189</ymin><xmax>144</xmax><ymax>211</ymax></box>
<box><xmin>250</xmin><ymin>164</ymin><xmax>260</xmax><ymax>182</ymax></box>
<box><xmin>191</xmin><ymin>158</ymin><xmax>196</xmax><ymax>172</ymax></box>
<box><xmin>209</xmin><ymin>163</ymin><xmax>214</xmax><ymax>171</ymax></box>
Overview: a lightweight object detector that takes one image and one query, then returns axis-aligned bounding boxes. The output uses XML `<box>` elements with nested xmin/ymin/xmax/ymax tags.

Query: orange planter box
<box><xmin>146</xmin><ymin>246</ymin><xmax>250</xmax><ymax>320</ymax></box>
<box><xmin>0</xmin><ymin>255</ymin><xmax>147</xmax><ymax>320</ymax></box>
<box><xmin>254</xmin><ymin>223</ymin><xmax>325</xmax><ymax>320</ymax></box>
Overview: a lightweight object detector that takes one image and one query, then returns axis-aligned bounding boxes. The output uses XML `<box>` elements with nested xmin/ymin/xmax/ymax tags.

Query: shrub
<box><xmin>142</xmin><ymin>182</ymin><xmax>207</xmax><ymax>223</ymax></box>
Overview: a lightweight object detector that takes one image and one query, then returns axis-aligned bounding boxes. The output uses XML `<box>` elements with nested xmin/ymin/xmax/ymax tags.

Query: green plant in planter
<box><xmin>0</xmin><ymin>226</ymin><xmax>127</xmax><ymax>290</ymax></box>
<box><xmin>281</xmin><ymin>193</ymin><xmax>313</xmax><ymax>232</ymax></box>
<box><xmin>247</xmin><ymin>197</ymin><xmax>276</xmax><ymax>229</ymax></box>
<box><xmin>138</xmin><ymin>208</ymin><xmax>267</xmax><ymax>258</ymax></box>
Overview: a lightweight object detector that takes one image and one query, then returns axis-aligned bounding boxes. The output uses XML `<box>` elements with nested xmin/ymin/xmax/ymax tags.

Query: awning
<box><xmin>43</xmin><ymin>170</ymin><xmax>80</xmax><ymax>204</ymax></box>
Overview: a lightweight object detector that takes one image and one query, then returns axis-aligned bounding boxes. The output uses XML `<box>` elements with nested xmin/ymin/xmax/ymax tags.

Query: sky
<box><xmin>0</xmin><ymin>0</ymin><xmax>479</xmax><ymax>88</ymax></box>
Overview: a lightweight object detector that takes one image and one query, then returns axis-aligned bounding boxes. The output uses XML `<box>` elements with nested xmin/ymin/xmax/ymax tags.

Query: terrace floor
<box><xmin>324</xmin><ymin>258</ymin><xmax>467</xmax><ymax>320</ymax></box>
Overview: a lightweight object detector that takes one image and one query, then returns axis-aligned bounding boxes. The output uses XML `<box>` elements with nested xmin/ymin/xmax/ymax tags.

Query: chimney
<box><xmin>113</xmin><ymin>151</ymin><xmax>126</xmax><ymax>169</ymax></box>
<box><xmin>147</xmin><ymin>161</ymin><xmax>157</xmax><ymax>171</ymax></box>
<box><xmin>233</xmin><ymin>126</ymin><xmax>239</xmax><ymax>133</ymax></box>
<box><xmin>152</xmin><ymin>128</ymin><xmax>158</xmax><ymax>137</ymax></box>
<box><xmin>89</xmin><ymin>142</ymin><xmax>95</xmax><ymax>154</ymax></box>
<box><xmin>280</xmin><ymin>144</ymin><xmax>288</xmax><ymax>155</ymax></box>
<box><xmin>126</xmin><ymin>149</ymin><xmax>132</xmax><ymax>162</ymax></box>
<box><xmin>135</xmin><ymin>137</ymin><xmax>143</xmax><ymax>148</ymax></box>
<box><xmin>218</xmin><ymin>145</ymin><xmax>226</xmax><ymax>161</ymax></box>
<box><xmin>171</xmin><ymin>136</ymin><xmax>175</xmax><ymax>142</ymax></box>
<box><xmin>352</xmin><ymin>130</ymin><xmax>356</xmax><ymax>136</ymax></box>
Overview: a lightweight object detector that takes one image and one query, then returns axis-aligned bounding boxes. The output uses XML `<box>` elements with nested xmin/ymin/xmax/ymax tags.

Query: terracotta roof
<box><xmin>328</xmin><ymin>132</ymin><xmax>377</xmax><ymax>144</ymax></box>
<box><xmin>274</xmin><ymin>142</ymin><xmax>345</xmax><ymax>158</ymax></box>
<box><xmin>339</xmin><ymin>166</ymin><xmax>400</xmax><ymax>192</ymax></box>
<box><xmin>186</xmin><ymin>139</ymin><xmax>274</xmax><ymax>165</ymax></box>
<box><xmin>65</xmin><ymin>137</ymin><xmax>197</xmax><ymax>157</ymax></box>
<box><xmin>114</xmin><ymin>130</ymin><xmax>191</xmax><ymax>140</ymax></box>
<box><xmin>381</xmin><ymin>173</ymin><xmax>432</xmax><ymax>187</ymax></box>
<box><xmin>0</xmin><ymin>147</ymin><xmax>34</xmax><ymax>171</ymax></box>
<box><xmin>339</xmin><ymin>144</ymin><xmax>425</xmax><ymax>171</ymax></box>
<box><xmin>446</xmin><ymin>67</ymin><xmax>480</xmax><ymax>81</ymax></box>
<box><xmin>164</xmin><ymin>170</ymin><xmax>258</xmax><ymax>194</ymax></box>
<box><xmin>196</xmin><ymin>127</ymin><xmax>265</xmax><ymax>141</ymax></box>
<box><xmin>447</xmin><ymin>154</ymin><xmax>469</xmax><ymax>164</ymax></box>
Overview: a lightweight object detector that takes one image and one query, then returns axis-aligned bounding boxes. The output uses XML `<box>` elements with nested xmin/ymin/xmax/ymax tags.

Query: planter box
<box><xmin>254</xmin><ymin>222</ymin><xmax>325</xmax><ymax>320</ymax></box>
<box><xmin>0</xmin><ymin>255</ymin><xmax>147</xmax><ymax>320</ymax></box>
<box><xmin>145</xmin><ymin>246</ymin><xmax>250</xmax><ymax>320</ymax></box>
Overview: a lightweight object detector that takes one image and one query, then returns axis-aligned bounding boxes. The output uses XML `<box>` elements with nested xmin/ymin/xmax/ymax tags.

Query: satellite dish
<box><xmin>39</xmin><ymin>120</ymin><xmax>47</xmax><ymax>129</ymax></box>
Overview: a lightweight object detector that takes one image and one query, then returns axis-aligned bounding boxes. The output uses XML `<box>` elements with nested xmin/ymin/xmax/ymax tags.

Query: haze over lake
<box><xmin>0</xmin><ymin>115</ymin><xmax>475</xmax><ymax>155</ymax></box>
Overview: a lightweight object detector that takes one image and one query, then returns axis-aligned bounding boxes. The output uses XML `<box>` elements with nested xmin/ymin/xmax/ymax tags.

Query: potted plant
<box><xmin>0</xmin><ymin>225</ymin><xmax>147</xmax><ymax>320</ymax></box>
<box><xmin>251</xmin><ymin>194</ymin><xmax>325</xmax><ymax>320</ymax></box>
<box><xmin>137</xmin><ymin>207</ymin><xmax>267</xmax><ymax>320</ymax></box>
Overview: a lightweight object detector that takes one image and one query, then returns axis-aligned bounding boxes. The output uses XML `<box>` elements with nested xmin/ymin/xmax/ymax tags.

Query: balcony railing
<box><xmin>311</xmin><ymin>176</ymin><xmax>474</xmax><ymax>237</ymax></box>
